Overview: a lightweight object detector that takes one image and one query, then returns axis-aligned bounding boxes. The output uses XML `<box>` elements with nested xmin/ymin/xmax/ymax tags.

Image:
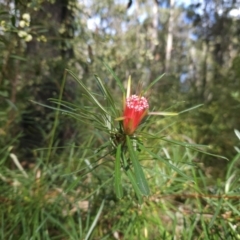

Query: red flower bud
<box><xmin>123</xmin><ymin>95</ymin><xmax>149</xmax><ymax>135</ymax></box>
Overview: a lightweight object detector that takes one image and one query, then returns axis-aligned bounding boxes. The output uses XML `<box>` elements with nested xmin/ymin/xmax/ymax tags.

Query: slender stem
<box><xmin>46</xmin><ymin>70</ymin><xmax>67</xmax><ymax>164</ymax></box>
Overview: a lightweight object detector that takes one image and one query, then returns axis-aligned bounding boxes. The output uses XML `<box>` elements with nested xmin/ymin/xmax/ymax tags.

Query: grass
<box><xmin>1</xmin><ymin>132</ymin><xmax>240</xmax><ymax>239</ymax></box>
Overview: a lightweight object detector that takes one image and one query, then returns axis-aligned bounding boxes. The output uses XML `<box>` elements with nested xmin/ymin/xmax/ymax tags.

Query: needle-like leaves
<box><xmin>126</xmin><ymin>136</ymin><xmax>150</xmax><ymax>196</ymax></box>
<box><xmin>114</xmin><ymin>144</ymin><xmax>123</xmax><ymax>199</ymax></box>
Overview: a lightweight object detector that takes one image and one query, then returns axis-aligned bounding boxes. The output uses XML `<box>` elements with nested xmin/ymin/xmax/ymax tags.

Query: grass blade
<box><xmin>139</xmin><ymin>142</ymin><xmax>193</xmax><ymax>181</ymax></box>
<box><xmin>85</xmin><ymin>200</ymin><xmax>105</xmax><ymax>240</ymax></box>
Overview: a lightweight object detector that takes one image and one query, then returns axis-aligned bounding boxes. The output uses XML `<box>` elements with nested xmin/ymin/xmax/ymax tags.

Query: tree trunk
<box><xmin>165</xmin><ymin>0</ymin><xmax>174</xmax><ymax>72</ymax></box>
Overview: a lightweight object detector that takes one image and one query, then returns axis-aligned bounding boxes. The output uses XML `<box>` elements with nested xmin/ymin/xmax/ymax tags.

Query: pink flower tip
<box><xmin>123</xmin><ymin>94</ymin><xmax>149</xmax><ymax>135</ymax></box>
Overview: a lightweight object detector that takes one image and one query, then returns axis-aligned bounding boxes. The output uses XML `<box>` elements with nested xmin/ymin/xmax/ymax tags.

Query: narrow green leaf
<box><xmin>126</xmin><ymin>169</ymin><xmax>143</xmax><ymax>204</ymax></box>
<box><xmin>10</xmin><ymin>55</ymin><xmax>27</xmax><ymax>61</ymax></box>
<box><xmin>143</xmin><ymin>73</ymin><xmax>165</xmax><ymax>94</ymax></box>
<box><xmin>11</xmin><ymin>16</ymin><xmax>16</xmax><ymax>26</ymax></box>
<box><xmin>234</xmin><ymin>129</ymin><xmax>240</xmax><ymax>140</ymax></box>
<box><xmin>148</xmin><ymin>111</ymin><xmax>178</xmax><ymax>116</ymax></box>
<box><xmin>30</xmin><ymin>100</ymin><xmax>88</xmax><ymax>119</ymax></box>
<box><xmin>103</xmin><ymin>62</ymin><xmax>125</xmax><ymax>93</ymax></box>
<box><xmin>226</xmin><ymin>152</ymin><xmax>240</xmax><ymax>179</ymax></box>
<box><xmin>31</xmin><ymin>100</ymin><xmax>68</xmax><ymax>111</ymax></box>
<box><xmin>209</xmin><ymin>198</ymin><xmax>223</xmax><ymax>228</ymax></box>
<box><xmin>44</xmin><ymin>211</ymin><xmax>73</xmax><ymax>237</ymax></box>
<box><xmin>161</xmin><ymin>138</ymin><xmax>228</xmax><ymax>161</ymax></box>
<box><xmin>46</xmin><ymin>70</ymin><xmax>67</xmax><ymax>164</ymax></box>
<box><xmin>139</xmin><ymin>142</ymin><xmax>193</xmax><ymax>181</ymax></box>
<box><xmin>67</xmin><ymin>69</ymin><xmax>109</xmax><ymax>115</ymax></box>
<box><xmin>126</xmin><ymin>136</ymin><xmax>150</xmax><ymax>196</ymax></box>
<box><xmin>178</xmin><ymin>104</ymin><xmax>203</xmax><ymax>114</ymax></box>
<box><xmin>85</xmin><ymin>200</ymin><xmax>105</xmax><ymax>240</ymax></box>
<box><xmin>48</xmin><ymin>99</ymin><xmax>77</xmax><ymax>110</ymax></box>
<box><xmin>114</xmin><ymin>144</ymin><xmax>123</xmax><ymax>198</ymax></box>
<box><xmin>31</xmin><ymin>100</ymin><xmax>108</xmax><ymax>130</ymax></box>
<box><xmin>94</xmin><ymin>75</ymin><xmax>117</xmax><ymax>115</ymax></box>
<box><xmin>95</xmin><ymin>75</ymin><xmax>106</xmax><ymax>97</ymax></box>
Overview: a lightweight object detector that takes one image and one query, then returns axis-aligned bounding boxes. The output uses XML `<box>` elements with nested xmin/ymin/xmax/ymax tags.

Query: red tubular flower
<box><xmin>116</xmin><ymin>76</ymin><xmax>177</xmax><ymax>136</ymax></box>
<box><xmin>123</xmin><ymin>94</ymin><xmax>149</xmax><ymax>135</ymax></box>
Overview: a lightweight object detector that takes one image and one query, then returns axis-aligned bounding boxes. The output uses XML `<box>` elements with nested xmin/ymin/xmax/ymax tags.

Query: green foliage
<box><xmin>1</xmin><ymin>0</ymin><xmax>240</xmax><ymax>238</ymax></box>
<box><xmin>9</xmin><ymin>68</ymin><xmax>234</xmax><ymax>239</ymax></box>
<box><xmin>1</xmin><ymin>124</ymin><xmax>239</xmax><ymax>239</ymax></box>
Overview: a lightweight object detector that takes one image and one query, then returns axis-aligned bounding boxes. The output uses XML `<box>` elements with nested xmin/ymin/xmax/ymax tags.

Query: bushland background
<box><xmin>1</xmin><ymin>0</ymin><xmax>240</xmax><ymax>239</ymax></box>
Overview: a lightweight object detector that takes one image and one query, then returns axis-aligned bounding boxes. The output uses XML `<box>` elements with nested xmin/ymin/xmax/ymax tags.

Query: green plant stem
<box><xmin>46</xmin><ymin>70</ymin><xmax>67</xmax><ymax>164</ymax></box>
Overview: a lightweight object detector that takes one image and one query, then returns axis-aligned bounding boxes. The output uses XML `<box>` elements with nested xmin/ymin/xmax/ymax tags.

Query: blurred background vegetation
<box><xmin>1</xmin><ymin>0</ymin><xmax>240</xmax><ymax>239</ymax></box>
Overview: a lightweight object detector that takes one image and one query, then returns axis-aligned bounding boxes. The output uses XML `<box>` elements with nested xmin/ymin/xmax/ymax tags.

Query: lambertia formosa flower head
<box><xmin>116</xmin><ymin>75</ymin><xmax>178</xmax><ymax>136</ymax></box>
<box><xmin>123</xmin><ymin>94</ymin><xmax>149</xmax><ymax>135</ymax></box>
<box><xmin>119</xmin><ymin>76</ymin><xmax>149</xmax><ymax>135</ymax></box>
